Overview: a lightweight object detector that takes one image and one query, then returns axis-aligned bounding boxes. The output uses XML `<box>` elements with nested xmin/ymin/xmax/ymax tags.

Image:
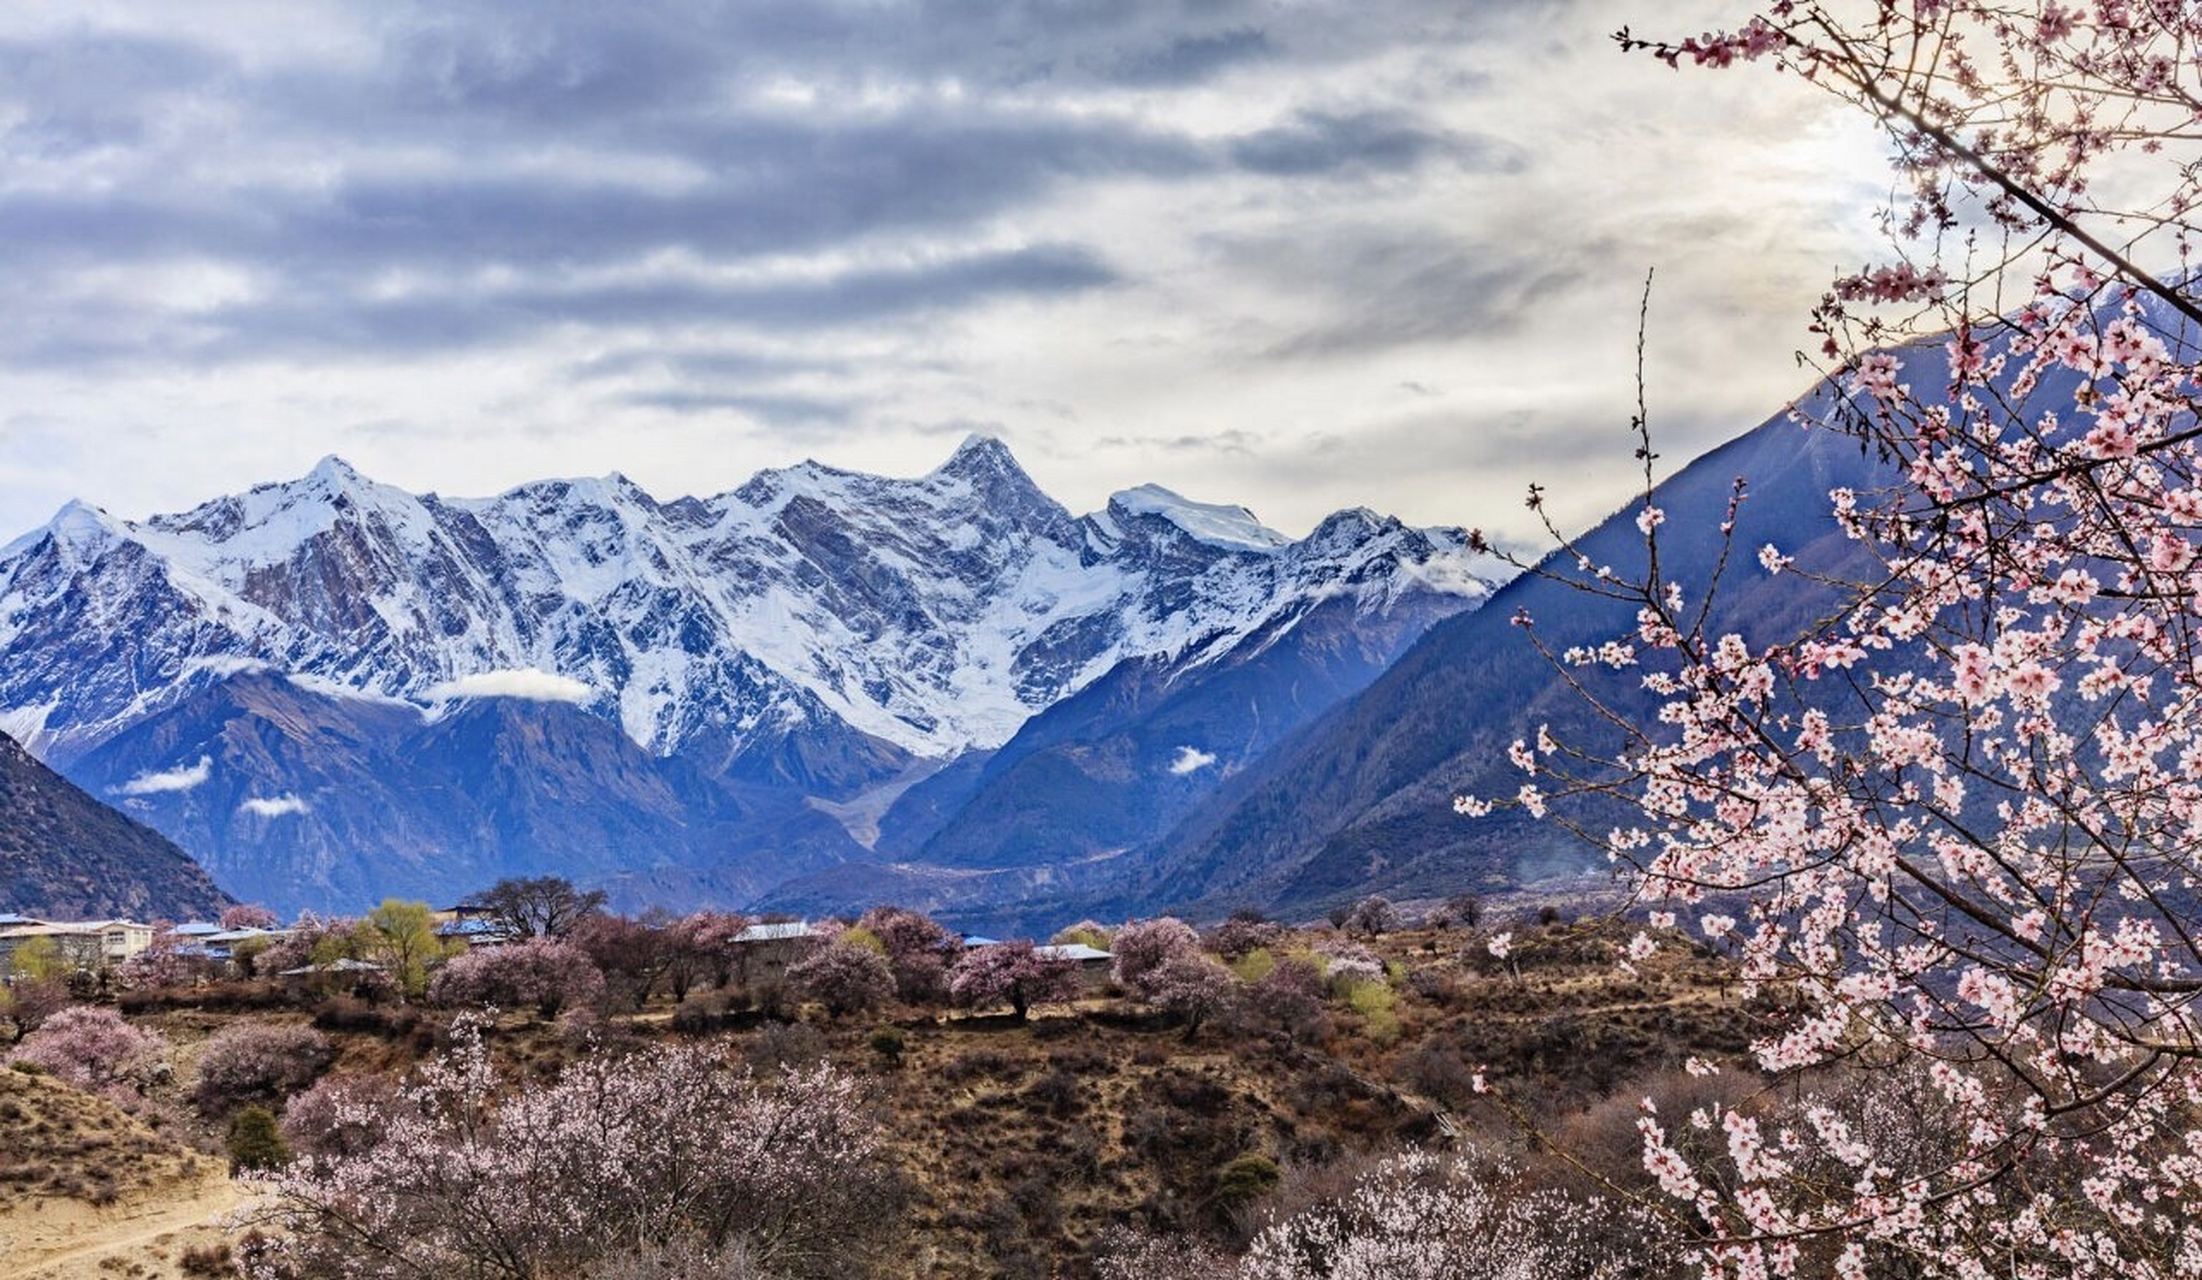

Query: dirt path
<box><xmin>0</xmin><ymin>1176</ymin><xmax>248</xmax><ymax>1280</ymax></box>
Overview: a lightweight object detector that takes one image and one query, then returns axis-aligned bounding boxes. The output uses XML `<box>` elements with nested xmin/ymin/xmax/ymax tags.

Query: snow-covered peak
<box><xmin>0</xmin><ymin>438</ymin><xmax>1502</xmax><ymax>768</ymax></box>
<box><xmin>1</xmin><ymin>499</ymin><xmax>121</xmax><ymax>567</ymax></box>
<box><xmin>1106</xmin><ymin>484</ymin><xmax>1292</xmax><ymax>553</ymax></box>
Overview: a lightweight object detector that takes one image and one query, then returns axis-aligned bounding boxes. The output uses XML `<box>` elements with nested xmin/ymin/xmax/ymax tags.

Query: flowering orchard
<box><xmin>1458</xmin><ymin>3</ymin><xmax>2202</xmax><ymax>1276</ymax></box>
<box><xmin>249</xmin><ymin>1019</ymin><xmax>896</xmax><ymax>1279</ymax></box>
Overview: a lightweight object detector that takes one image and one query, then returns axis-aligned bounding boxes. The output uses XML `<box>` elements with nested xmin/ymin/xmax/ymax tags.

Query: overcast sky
<box><xmin>0</xmin><ymin>1</ymin><xmax>1890</xmax><ymax>546</ymax></box>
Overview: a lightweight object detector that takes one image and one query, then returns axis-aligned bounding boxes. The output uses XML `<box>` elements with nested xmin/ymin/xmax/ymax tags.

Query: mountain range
<box><xmin>0</xmin><ymin>438</ymin><xmax>1500</xmax><ymax>916</ymax></box>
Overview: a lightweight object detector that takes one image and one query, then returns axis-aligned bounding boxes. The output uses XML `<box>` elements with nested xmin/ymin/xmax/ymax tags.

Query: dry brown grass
<box><xmin>0</xmin><ymin>1068</ymin><xmax>212</xmax><ymax>1212</ymax></box>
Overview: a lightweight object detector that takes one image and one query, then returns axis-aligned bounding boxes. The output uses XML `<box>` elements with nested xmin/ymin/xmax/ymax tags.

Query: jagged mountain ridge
<box><xmin>0</xmin><ymin>437</ymin><xmax>1496</xmax><ymax>783</ymax></box>
<box><xmin>0</xmin><ymin>438</ymin><xmax>1501</xmax><ymax>914</ymax></box>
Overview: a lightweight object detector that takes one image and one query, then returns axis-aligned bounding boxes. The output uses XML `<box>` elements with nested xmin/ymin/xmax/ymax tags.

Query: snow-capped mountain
<box><xmin>0</xmin><ymin>437</ymin><xmax>1492</xmax><ymax>772</ymax></box>
<box><xmin>0</xmin><ymin>437</ymin><xmax>1502</xmax><ymax>913</ymax></box>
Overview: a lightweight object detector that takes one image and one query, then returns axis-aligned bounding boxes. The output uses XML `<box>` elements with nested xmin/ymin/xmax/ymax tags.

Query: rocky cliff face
<box><xmin>0</xmin><ymin>731</ymin><xmax>232</xmax><ymax>921</ymax></box>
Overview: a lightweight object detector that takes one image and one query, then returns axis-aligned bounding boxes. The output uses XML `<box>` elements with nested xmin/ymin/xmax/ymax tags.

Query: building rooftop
<box><xmin>1035</xmin><ymin>943</ymin><xmax>1112</xmax><ymax>963</ymax></box>
<box><xmin>733</xmin><ymin>921</ymin><xmax>817</xmax><ymax>944</ymax></box>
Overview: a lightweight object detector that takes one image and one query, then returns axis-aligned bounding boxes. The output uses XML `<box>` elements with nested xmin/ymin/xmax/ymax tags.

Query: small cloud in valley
<box><xmin>118</xmin><ymin>756</ymin><xmax>212</xmax><ymax>796</ymax></box>
<box><xmin>1169</xmin><ymin>746</ymin><xmax>1218</xmax><ymax>775</ymax></box>
<box><xmin>239</xmin><ymin>794</ymin><xmax>310</xmax><ymax>818</ymax></box>
<box><xmin>424</xmin><ymin>669</ymin><xmax>597</xmax><ymax>706</ymax></box>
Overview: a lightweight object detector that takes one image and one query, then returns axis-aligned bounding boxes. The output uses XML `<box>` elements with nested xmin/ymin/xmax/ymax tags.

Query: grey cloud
<box><xmin>1211</xmin><ymin>222</ymin><xmax>1587</xmax><ymax>359</ymax></box>
<box><xmin>0</xmin><ymin>31</ymin><xmax>229</xmax><ymax>158</ymax></box>
<box><xmin>199</xmin><ymin>244</ymin><xmax>1115</xmax><ymax>360</ymax></box>
<box><xmin>1229</xmin><ymin>110</ymin><xmax>1512</xmax><ymax>179</ymax></box>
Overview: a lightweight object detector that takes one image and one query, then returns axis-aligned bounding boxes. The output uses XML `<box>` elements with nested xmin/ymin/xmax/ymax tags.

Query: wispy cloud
<box><xmin>119</xmin><ymin>755</ymin><xmax>212</xmax><ymax>795</ymax></box>
<box><xmin>240</xmin><ymin>794</ymin><xmax>309</xmax><ymax>818</ymax></box>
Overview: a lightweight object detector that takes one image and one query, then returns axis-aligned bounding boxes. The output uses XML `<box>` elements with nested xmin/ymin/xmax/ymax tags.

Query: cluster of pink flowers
<box><xmin>251</xmin><ymin>1019</ymin><xmax>893</xmax><ymax>1278</ymax></box>
<box><xmin>1460</xmin><ymin>4</ymin><xmax>2202</xmax><ymax>1275</ymax></box>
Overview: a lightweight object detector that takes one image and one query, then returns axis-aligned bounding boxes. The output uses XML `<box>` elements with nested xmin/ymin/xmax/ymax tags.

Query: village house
<box><xmin>730</xmin><ymin>920</ymin><xmax>821</xmax><ymax>983</ymax></box>
<box><xmin>1034</xmin><ymin>942</ymin><xmax>1116</xmax><ymax>991</ymax></box>
<box><xmin>0</xmin><ymin>917</ymin><xmax>156</xmax><ymax>972</ymax></box>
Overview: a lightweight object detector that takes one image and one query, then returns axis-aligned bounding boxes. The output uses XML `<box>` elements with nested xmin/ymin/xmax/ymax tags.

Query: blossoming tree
<box><xmin>1459</xmin><ymin>3</ymin><xmax>2202</xmax><ymax>1275</ymax></box>
<box><xmin>252</xmin><ymin>1021</ymin><xmax>898</xmax><ymax>1278</ymax></box>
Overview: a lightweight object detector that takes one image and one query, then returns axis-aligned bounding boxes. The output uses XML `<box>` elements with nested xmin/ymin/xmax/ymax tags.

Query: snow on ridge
<box><xmin>0</xmin><ymin>437</ymin><xmax>1500</xmax><ymax>764</ymax></box>
<box><xmin>1108</xmin><ymin>484</ymin><xmax>1292</xmax><ymax>553</ymax></box>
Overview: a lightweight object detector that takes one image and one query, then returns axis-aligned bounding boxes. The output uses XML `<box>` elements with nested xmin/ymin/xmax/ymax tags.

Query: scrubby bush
<box><xmin>1339</xmin><ymin>978</ymin><xmax>1398</xmax><ymax>1044</ymax></box>
<box><xmin>1243</xmin><ymin>961</ymin><xmax>1329</xmax><ymax>1043</ymax></box>
<box><xmin>1214</xmin><ymin>1154</ymin><xmax>1282</xmax><ymax>1215</ymax></box>
<box><xmin>745</xmin><ymin>1021</ymin><xmax>827</xmax><ymax>1075</ymax></box>
<box><xmin>867</xmin><ymin>1027</ymin><xmax>906</xmax><ymax>1069</ymax></box>
<box><xmin>228</xmin><ymin>1105</ymin><xmax>291</xmax><ymax>1172</ymax></box>
<box><xmin>5</xmin><ymin>1005</ymin><xmax>166</xmax><ymax>1100</ymax></box>
<box><xmin>429</xmin><ymin>938</ymin><xmax>606</xmax><ymax>1019</ymax></box>
<box><xmin>194</xmin><ymin>1022</ymin><xmax>334</xmax><ymax>1114</ymax></box>
<box><xmin>178</xmin><ymin>1242</ymin><xmax>236</xmax><ymax>1277</ymax></box>
<box><xmin>788</xmin><ymin>940</ymin><xmax>895</xmax><ymax>1018</ymax></box>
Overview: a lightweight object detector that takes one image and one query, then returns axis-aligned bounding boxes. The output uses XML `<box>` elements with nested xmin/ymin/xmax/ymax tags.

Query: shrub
<box><xmin>178</xmin><ymin>1242</ymin><xmax>236</xmax><ymax>1277</ymax></box>
<box><xmin>1244</xmin><ymin>961</ymin><xmax>1329</xmax><ymax>1043</ymax></box>
<box><xmin>868</xmin><ymin>1027</ymin><xmax>906</xmax><ymax>1068</ymax></box>
<box><xmin>429</xmin><ymin>938</ymin><xmax>606</xmax><ymax>1019</ymax></box>
<box><xmin>228</xmin><ymin>1105</ymin><xmax>290</xmax><ymax>1172</ymax></box>
<box><xmin>1215</xmin><ymin>1153</ymin><xmax>1282</xmax><ymax>1213</ymax></box>
<box><xmin>1231</xmin><ymin>948</ymin><xmax>1277</xmax><ymax>983</ymax></box>
<box><xmin>744</xmin><ymin>1021</ymin><xmax>827</xmax><ymax>1075</ymax></box>
<box><xmin>787</xmin><ymin>941</ymin><xmax>895</xmax><ymax>1018</ymax></box>
<box><xmin>194</xmin><ymin>1022</ymin><xmax>334</xmax><ymax>1114</ymax></box>
<box><xmin>1341</xmin><ymin>978</ymin><xmax>1398</xmax><ymax>1044</ymax></box>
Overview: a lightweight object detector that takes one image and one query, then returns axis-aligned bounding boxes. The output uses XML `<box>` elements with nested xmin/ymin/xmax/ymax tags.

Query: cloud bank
<box><xmin>0</xmin><ymin>1</ymin><xmax>1889</xmax><ymax>549</ymax></box>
